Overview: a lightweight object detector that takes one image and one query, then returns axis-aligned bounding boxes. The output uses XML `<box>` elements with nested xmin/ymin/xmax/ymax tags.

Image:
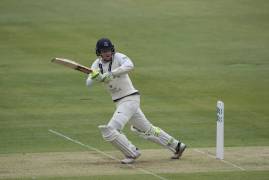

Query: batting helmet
<box><xmin>95</xmin><ymin>38</ymin><xmax>115</xmax><ymax>56</ymax></box>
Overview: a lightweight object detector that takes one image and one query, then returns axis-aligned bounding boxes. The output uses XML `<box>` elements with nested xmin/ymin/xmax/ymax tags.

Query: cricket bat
<box><xmin>51</xmin><ymin>58</ymin><xmax>92</xmax><ymax>74</ymax></box>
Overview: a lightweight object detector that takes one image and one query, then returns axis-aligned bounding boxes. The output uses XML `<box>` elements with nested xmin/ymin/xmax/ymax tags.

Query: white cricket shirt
<box><xmin>87</xmin><ymin>52</ymin><xmax>138</xmax><ymax>101</ymax></box>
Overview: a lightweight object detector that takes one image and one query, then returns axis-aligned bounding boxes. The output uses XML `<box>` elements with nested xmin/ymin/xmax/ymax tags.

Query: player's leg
<box><xmin>129</xmin><ymin>108</ymin><xmax>186</xmax><ymax>159</ymax></box>
<box><xmin>107</xmin><ymin>98</ymin><xmax>139</xmax><ymax>131</ymax></box>
<box><xmin>99</xmin><ymin>125</ymin><xmax>140</xmax><ymax>162</ymax></box>
<box><xmin>99</xmin><ymin>98</ymin><xmax>140</xmax><ymax>164</ymax></box>
<box><xmin>129</xmin><ymin>108</ymin><xmax>179</xmax><ymax>152</ymax></box>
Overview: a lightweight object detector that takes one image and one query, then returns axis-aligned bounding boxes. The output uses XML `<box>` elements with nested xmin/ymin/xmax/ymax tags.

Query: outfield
<box><xmin>0</xmin><ymin>0</ymin><xmax>269</xmax><ymax>179</ymax></box>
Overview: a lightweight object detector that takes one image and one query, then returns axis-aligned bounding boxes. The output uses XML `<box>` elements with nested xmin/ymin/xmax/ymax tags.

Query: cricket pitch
<box><xmin>0</xmin><ymin>146</ymin><xmax>268</xmax><ymax>179</ymax></box>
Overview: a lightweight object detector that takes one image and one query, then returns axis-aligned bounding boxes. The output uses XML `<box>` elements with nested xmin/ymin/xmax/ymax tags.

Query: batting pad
<box><xmin>131</xmin><ymin>126</ymin><xmax>178</xmax><ymax>153</ymax></box>
<box><xmin>99</xmin><ymin>125</ymin><xmax>140</xmax><ymax>158</ymax></box>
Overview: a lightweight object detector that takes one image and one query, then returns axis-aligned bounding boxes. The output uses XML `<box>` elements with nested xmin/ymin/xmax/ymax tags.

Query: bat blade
<box><xmin>51</xmin><ymin>58</ymin><xmax>92</xmax><ymax>74</ymax></box>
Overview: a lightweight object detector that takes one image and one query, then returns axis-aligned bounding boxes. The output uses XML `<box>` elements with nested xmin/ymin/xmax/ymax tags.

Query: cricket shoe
<box><xmin>121</xmin><ymin>150</ymin><xmax>141</xmax><ymax>164</ymax></box>
<box><xmin>171</xmin><ymin>142</ymin><xmax>186</xmax><ymax>159</ymax></box>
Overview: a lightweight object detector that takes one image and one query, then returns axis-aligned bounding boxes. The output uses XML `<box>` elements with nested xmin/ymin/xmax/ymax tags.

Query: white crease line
<box><xmin>194</xmin><ymin>149</ymin><xmax>246</xmax><ymax>171</ymax></box>
<box><xmin>49</xmin><ymin>129</ymin><xmax>168</xmax><ymax>180</ymax></box>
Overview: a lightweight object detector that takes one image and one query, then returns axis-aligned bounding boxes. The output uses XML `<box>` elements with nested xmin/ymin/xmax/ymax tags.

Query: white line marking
<box><xmin>194</xmin><ymin>149</ymin><xmax>246</xmax><ymax>171</ymax></box>
<box><xmin>49</xmin><ymin>129</ymin><xmax>168</xmax><ymax>180</ymax></box>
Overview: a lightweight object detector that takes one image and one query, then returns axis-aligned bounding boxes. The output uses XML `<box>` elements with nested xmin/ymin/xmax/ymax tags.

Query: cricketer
<box><xmin>86</xmin><ymin>38</ymin><xmax>186</xmax><ymax>164</ymax></box>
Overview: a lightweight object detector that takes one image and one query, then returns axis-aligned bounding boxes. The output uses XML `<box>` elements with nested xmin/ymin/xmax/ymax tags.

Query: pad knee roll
<box><xmin>99</xmin><ymin>125</ymin><xmax>140</xmax><ymax>158</ymax></box>
<box><xmin>131</xmin><ymin>125</ymin><xmax>178</xmax><ymax>152</ymax></box>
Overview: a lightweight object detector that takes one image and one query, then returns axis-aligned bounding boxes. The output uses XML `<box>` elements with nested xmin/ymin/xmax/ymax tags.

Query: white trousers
<box><xmin>108</xmin><ymin>95</ymin><xmax>151</xmax><ymax>132</ymax></box>
<box><xmin>107</xmin><ymin>94</ymin><xmax>179</xmax><ymax>152</ymax></box>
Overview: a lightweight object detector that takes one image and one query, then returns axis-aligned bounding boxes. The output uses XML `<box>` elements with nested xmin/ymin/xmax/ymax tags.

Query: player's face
<box><xmin>100</xmin><ymin>49</ymin><xmax>113</xmax><ymax>61</ymax></box>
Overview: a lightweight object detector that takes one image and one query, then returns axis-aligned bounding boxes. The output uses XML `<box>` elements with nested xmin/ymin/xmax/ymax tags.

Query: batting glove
<box><xmin>100</xmin><ymin>72</ymin><xmax>113</xmax><ymax>83</ymax></box>
<box><xmin>89</xmin><ymin>70</ymin><xmax>102</xmax><ymax>82</ymax></box>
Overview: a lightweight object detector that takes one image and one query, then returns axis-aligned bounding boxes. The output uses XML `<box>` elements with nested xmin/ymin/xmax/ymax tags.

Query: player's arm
<box><xmin>86</xmin><ymin>60</ymin><xmax>99</xmax><ymax>88</ymax></box>
<box><xmin>111</xmin><ymin>54</ymin><xmax>134</xmax><ymax>76</ymax></box>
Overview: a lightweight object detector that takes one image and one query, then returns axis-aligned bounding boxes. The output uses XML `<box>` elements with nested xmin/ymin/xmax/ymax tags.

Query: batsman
<box><xmin>86</xmin><ymin>38</ymin><xmax>186</xmax><ymax>164</ymax></box>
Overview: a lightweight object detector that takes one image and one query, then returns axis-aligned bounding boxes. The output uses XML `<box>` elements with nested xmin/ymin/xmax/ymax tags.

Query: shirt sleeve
<box><xmin>91</xmin><ymin>60</ymin><xmax>99</xmax><ymax>70</ymax></box>
<box><xmin>111</xmin><ymin>54</ymin><xmax>134</xmax><ymax>76</ymax></box>
<box><xmin>86</xmin><ymin>60</ymin><xmax>99</xmax><ymax>88</ymax></box>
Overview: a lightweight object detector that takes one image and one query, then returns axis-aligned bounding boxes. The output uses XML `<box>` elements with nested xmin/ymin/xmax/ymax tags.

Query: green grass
<box><xmin>48</xmin><ymin>171</ymin><xmax>269</xmax><ymax>180</ymax></box>
<box><xmin>5</xmin><ymin>171</ymin><xmax>269</xmax><ymax>180</ymax></box>
<box><xmin>0</xmin><ymin>0</ymin><xmax>269</xmax><ymax>179</ymax></box>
